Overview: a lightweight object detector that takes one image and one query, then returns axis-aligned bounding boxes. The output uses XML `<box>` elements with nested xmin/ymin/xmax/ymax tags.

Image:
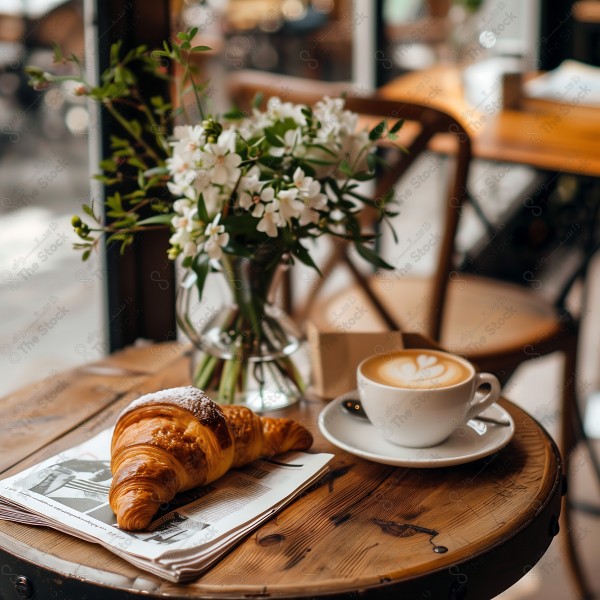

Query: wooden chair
<box><xmin>227</xmin><ymin>70</ymin><xmax>590</xmax><ymax>598</ymax></box>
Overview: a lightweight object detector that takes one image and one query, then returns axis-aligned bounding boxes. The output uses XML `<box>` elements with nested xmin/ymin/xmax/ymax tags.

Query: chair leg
<box><xmin>560</xmin><ymin>339</ymin><xmax>594</xmax><ymax>600</ymax></box>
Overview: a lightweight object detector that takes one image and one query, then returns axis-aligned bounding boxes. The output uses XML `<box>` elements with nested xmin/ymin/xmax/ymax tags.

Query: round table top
<box><xmin>0</xmin><ymin>341</ymin><xmax>562</xmax><ymax>599</ymax></box>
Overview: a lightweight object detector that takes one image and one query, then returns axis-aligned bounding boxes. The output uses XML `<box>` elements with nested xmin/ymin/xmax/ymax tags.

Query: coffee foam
<box><xmin>362</xmin><ymin>351</ymin><xmax>471</xmax><ymax>389</ymax></box>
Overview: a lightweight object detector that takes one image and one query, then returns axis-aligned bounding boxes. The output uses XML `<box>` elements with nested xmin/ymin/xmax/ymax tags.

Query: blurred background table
<box><xmin>0</xmin><ymin>340</ymin><xmax>563</xmax><ymax>599</ymax></box>
<box><xmin>378</xmin><ymin>64</ymin><xmax>600</xmax><ymax>178</ymax></box>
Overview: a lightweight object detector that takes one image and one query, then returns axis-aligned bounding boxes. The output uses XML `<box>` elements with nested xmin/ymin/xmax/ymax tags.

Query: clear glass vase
<box><xmin>176</xmin><ymin>254</ymin><xmax>304</xmax><ymax>412</ymax></box>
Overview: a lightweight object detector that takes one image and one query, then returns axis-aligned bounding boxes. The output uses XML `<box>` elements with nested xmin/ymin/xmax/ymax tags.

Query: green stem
<box><xmin>132</xmin><ymin>89</ymin><xmax>170</xmax><ymax>154</ymax></box>
<box><xmin>280</xmin><ymin>356</ymin><xmax>306</xmax><ymax>393</ymax></box>
<box><xmin>105</xmin><ymin>102</ymin><xmax>163</xmax><ymax>164</ymax></box>
<box><xmin>227</xmin><ymin>358</ymin><xmax>242</xmax><ymax>403</ymax></box>
<box><xmin>175</xmin><ymin>68</ymin><xmax>191</xmax><ymax>124</ymax></box>
<box><xmin>194</xmin><ymin>354</ymin><xmax>218</xmax><ymax>389</ymax></box>
<box><xmin>218</xmin><ymin>358</ymin><xmax>234</xmax><ymax>403</ymax></box>
<box><xmin>187</xmin><ymin>67</ymin><xmax>205</xmax><ymax>121</ymax></box>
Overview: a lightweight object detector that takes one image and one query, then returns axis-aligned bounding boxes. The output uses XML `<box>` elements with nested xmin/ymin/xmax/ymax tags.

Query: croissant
<box><xmin>109</xmin><ymin>386</ymin><xmax>313</xmax><ymax>530</ymax></box>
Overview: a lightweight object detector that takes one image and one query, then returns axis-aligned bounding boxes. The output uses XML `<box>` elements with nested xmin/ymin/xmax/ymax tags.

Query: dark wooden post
<box><xmin>93</xmin><ymin>0</ymin><xmax>176</xmax><ymax>351</ymax></box>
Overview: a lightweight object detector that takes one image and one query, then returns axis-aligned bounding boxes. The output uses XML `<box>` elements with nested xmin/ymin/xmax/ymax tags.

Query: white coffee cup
<box><xmin>357</xmin><ymin>349</ymin><xmax>501</xmax><ymax>448</ymax></box>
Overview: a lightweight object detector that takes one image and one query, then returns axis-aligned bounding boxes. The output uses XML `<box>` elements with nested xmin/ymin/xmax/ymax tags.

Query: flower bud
<box><xmin>168</xmin><ymin>246</ymin><xmax>181</xmax><ymax>260</ymax></box>
<box><xmin>71</xmin><ymin>215</ymin><xmax>82</xmax><ymax>228</ymax></box>
<box><xmin>33</xmin><ymin>81</ymin><xmax>51</xmax><ymax>91</ymax></box>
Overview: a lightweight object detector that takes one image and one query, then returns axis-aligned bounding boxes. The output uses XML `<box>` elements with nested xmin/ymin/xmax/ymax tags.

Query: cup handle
<box><xmin>465</xmin><ymin>373</ymin><xmax>501</xmax><ymax>422</ymax></box>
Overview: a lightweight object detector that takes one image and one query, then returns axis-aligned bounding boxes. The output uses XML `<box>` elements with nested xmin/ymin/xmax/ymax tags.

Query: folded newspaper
<box><xmin>0</xmin><ymin>428</ymin><xmax>333</xmax><ymax>582</ymax></box>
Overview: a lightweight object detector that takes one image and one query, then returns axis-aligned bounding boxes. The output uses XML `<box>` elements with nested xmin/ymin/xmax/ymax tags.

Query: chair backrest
<box><xmin>227</xmin><ymin>70</ymin><xmax>472</xmax><ymax>341</ymax></box>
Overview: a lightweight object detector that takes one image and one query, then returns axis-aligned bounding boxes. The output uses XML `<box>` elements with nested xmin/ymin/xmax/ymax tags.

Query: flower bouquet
<box><xmin>28</xmin><ymin>29</ymin><xmax>402</xmax><ymax>409</ymax></box>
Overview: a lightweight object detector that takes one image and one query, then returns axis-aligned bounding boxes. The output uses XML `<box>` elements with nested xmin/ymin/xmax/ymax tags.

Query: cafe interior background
<box><xmin>1</xmin><ymin>0</ymin><xmax>599</xmax><ymax>597</ymax></box>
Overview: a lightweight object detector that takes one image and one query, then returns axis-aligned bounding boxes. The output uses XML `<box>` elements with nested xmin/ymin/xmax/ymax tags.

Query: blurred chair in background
<box><xmin>228</xmin><ymin>68</ymin><xmax>593</xmax><ymax>599</ymax></box>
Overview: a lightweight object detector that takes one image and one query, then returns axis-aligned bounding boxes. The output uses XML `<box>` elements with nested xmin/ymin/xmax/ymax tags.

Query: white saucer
<box><xmin>318</xmin><ymin>394</ymin><xmax>515</xmax><ymax>468</ymax></box>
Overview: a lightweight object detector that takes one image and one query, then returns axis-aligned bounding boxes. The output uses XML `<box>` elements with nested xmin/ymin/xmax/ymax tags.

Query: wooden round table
<box><xmin>0</xmin><ymin>343</ymin><xmax>563</xmax><ymax>599</ymax></box>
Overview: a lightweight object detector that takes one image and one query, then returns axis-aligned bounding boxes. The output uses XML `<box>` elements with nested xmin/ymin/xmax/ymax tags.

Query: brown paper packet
<box><xmin>306</xmin><ymin>321</ymin><xmax>405</xmax><ymax>399</ymax></box>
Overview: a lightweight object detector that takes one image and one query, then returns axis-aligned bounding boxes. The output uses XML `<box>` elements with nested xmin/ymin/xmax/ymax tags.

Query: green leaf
<box><xmin>129</xmin><ymin>120</ymin><xmax>142</xmax><ymax>138</ymax></box>
<box><xmin>191</xmin><ymin>45</ymin><xmax>212</xmax><ymax>53</ymax></box>
<box><xmin>105</xmin><ymin>192</ymin><xmax>123</xmax><ymax>213</ymax></box>
<box><xmin>220</xmin><ymin>214</ymin><xmax>259</xmax><ymax>236</ymax></box>
<box><xmin>264</xmin><ymin>130</ymin><xmax>284</xmax><ymax>148</ymax></box>
<box><xmin>197</xmin><ymin>194</ymin><xmax>209</xmax><ymax>223</ymax></box>
<box><xmin>189</xmin><ymin>26</ymin><xmax>199</xmax><ymax>39</ymax></box>
<box><xmin>369</xmin><ymin>120</ymin><xmax>386</xmax><ymax>141</ymax></box>
<box><xmin>172</xmin><ymin>43</ymin><xmax>182</xmax><ymax>61</ymax></box>
<box><xmin>177</xmin><ymin>32</ymin><xmax>188</xmax><ymax>42</ymax></box>
<box><xmin>385</xmin><ymin>217</ymin><xmax>399</xmax><ymax>244</ymax></box>
<box><xmin>390</xmin><ymin>118</ymin><xmax>404</xmax><ymax>134</ymax></box>
<box><xmin>355</xmin><ymin>240</ymin><xmax>394</xmax><ymax>269</ymax></box>
<box><xmin>304</xmin><ymin>157</ymin><xmax>336</xmax><ymax>166</ymax></box>
<box><xmin>99</xmin><ymin>158</ymin><xmax>117</xmax><ymax>172</ymax></box>
<box><xmin>82</xmin><ymin>204</ymin><xmax>96</xmax><ymax>219</ymax></box>
<box><xmin>144</xmin><ymin>166</ymin><xmax>169</xmax><ymax>177</ymax></box>
<box><xmin>223</xmin><ymin>107</ymin><xmax>246</xmax><ymax>120</ymax></box>
<box><xmin>339</xmin><ymin>160</ymin><xmax>353</xmax><ymax>177</ymax></box>
<box><xmin>305</xmin><ymin>142</ymin><xmax>336</xmax><ymax>157</ymax></box>
<box><xmin>110</xmin><ymin>135</ymin><xmax>130</xmax><ymax>149</ymax></box>
<box><xmin>192</xmin><ymin>253</ymin><xmax>210</xmax><ymax>301</ymax></box>
<box><xmin>252</xmin><ymin>92</ymin><xmax>264</xmax><ymax>109</ymax></box>
<box><xmin>106</xmin><ymin>232</ymin><xmax>130</xmax><ymax>243</ymax></box>
<box><xmin>379</xmin><ymin>186</ymin><xmax>395</xmax><ymax>207</ymax></box>
<box><xmin>352</xmin><ymin>171</ymin><xmax>374</xmax><ymax>181</ymax></box>
<box><xmin>326</xmin><ymin>178</ymin><xmax>342</xmax><ymax>196</ymax></box>
<box><xmin>110</xmin><ymin>40</ymin><xmax>122</xmax><ymax>65</ymax></box>
<box><xmin>223</xmin><ymin>240</ymin><xmax>254</xmax><ymax>258</ymax></box>
<box><xmin>129</xmin><ymin>157</ymin><xmax>146</xmax><ymax>170</ymax></box>
<box><xmin>293</xmin><ymin>242</ymin><xmax>322</xmax><ymax>275</ymax></box>
<box><xmin>136</xmin><ymin>213</ymin><xmax>175</xmax><ymax>226</ymax></box>
<box><xmin>367</xmin><ymin>152</ymin><xmax>376</xmax><ymax>172</ymax></box>
<box><xmin>52</xmin><ymin>43</ymin><xmax>64</xmax><ymax>64</ymax></box>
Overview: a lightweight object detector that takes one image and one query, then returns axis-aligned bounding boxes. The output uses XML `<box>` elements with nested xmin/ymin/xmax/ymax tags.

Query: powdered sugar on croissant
<box><xmin>109</xmin><ymin>386</ymin><xmax>313</xmax><ymax>530</ymax></box>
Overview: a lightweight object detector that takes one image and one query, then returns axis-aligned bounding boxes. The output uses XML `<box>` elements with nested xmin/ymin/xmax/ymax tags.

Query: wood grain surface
<box><xmin>0</xmin><ymin>341</ymin><xmax>562</xmax><ymax>599</ymax></box>
<box><xmin>378</xmin><ymin>65</ymin><xmax>600</xmax><ymax>177</ymax></box>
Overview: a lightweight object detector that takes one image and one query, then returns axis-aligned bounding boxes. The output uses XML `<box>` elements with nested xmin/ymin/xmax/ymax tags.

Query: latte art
<box><xmin>362</xmin><ymin>351</ymin><xmax>471</xmax><ymax>389</ymax></box>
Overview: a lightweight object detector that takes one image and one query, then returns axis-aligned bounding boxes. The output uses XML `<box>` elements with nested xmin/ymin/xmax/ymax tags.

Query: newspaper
<box><xmin>0</xmin><ymin>428</ymin><xmax>333</xmax><ymax>582</ymax></box>
<box><xmin>524</xmin><ymin>59</ymin><xmax>600</xmax><ymax>106</ymax></box>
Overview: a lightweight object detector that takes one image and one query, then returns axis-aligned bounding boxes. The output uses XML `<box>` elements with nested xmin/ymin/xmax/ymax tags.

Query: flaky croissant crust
<box><xmin>109</xmin><ymin>387</ymin><xmax>313</xmax><ymax>530</ymax></box>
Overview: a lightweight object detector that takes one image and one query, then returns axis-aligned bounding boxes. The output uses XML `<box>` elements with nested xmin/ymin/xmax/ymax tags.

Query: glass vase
<box><xmin>176</xmin><ymin>253</ymin><xmax>305</xmax><ymax>412</ymax></box>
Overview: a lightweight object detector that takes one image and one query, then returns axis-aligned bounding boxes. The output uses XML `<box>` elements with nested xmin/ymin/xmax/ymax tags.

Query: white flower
<box><xmin>202</xmin><ymin>185</ymin><xmax>226</xmax><ymax>214</ymax></box>
<box><xmin>300</xmin><ymin>190</ymin><xmax>328</xmax><ymax>226</ymax></box>
<box><xmin>292</xmin><ymin>167</ymin><xmax>328</xmax><ymax>224</ymax></box>
<box><xmin>202</xmin><ymin>139</ymin><xmax>242</xmax><ymax>186</ymax></box>
<box><xmin>173</xmin><ymin>198</ymin><xmax>192</xmax><ymax>213</ymax></box>
<box><xmin>172</xmin><ymin>200</ymin><xmax>199</xmax><ymax>233</ymax></box>
<box><xmin>166</xmin><ymin>153</ymin><xmax>191</xmax><ymax>177</ymax></box>
<box><xmin>171</xmin><ymin>125</ymin><xmax>205</xmax><ymax>161</ymax></box>
<box><xmin>164</xmin><ymin>95</ymin><xmax>381</xmax><ymax>268</ymax></box>
<box><xmin>265</xmin><ymin>97</ymin><xmax>306</xmax><ymax>125</ymax></box>
<box><xmin>202</xmin><ymin>214</ymin><xmax>229</xmax><ymax>260</ymax></box>
<box><xmin>292</xmin><ymin>168</ymin><xmax>314</xmax><ymax>193</ymax></box>
<box><xmin>238</xmin><ymin>171</ymin><xmax>262</xmax><ymax>210</ymax></box>
<box><xmin>277</xmin><ymin>188</ymin><xmax>303</xmax><ymax>223</ymax></box>
<box><xmin>242</xmin><ymin>186</ymin><xmax>275</xmax><ymax>216</ymax></box>
<box><xmin>167</xmin><ymin>178</ymin><xmax>195</xmax><ymax>201</ymax></box>
<box><xmin>256</xmin><ymin>202</ymin><xmax>283</xmax><ymax>237</ymax></box>
<box><xmin>183</xmin><ymin>241</ymin><xmax>198</xmax><ymax>257</ymax></box>
<box><xmin>191</xmin><ymin>169</ymin><xmax>213</xmax><ymax>195</ymax></box>
<box><xmin>269</xmin><ymin>129</ymin><xmax>302</xmax><ymax>157</ymax></box>
<box><xmin>169</xmin><ymin>227</ymin><xmax>193</xmax><ymax>248</ymax></box>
